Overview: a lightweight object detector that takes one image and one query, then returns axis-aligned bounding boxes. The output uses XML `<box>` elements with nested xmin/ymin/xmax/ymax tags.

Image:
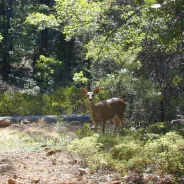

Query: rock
<box><xmin>62</xmin><ymin>179</ymin><xmax>74</xmax><ymax>184</ymax></box>
<box><xmin>0</xmin><ymin>119</ymin><xmax>12</xmax><ymax>127</ymax></box>
<box><xmin>11</xmin><ymin>124</ymin><xmax>21</xmax><ymax>127</ymax></box>
<box><xmin>111</xmin><ymin>181</ymin><xmax>121</xmax><ymax>184</ymax></box>
<box><xmin>8</xmin><ymin>178</ymin><xmax>16</xmax><ymax>184</ymax></box>
<box><xmin>70</xmin><ymin>121</ymin><xmax>81</xmax><ymax>125</ymax></box>
<box><xmin>8</xmin><ymin>178</ymin><xmax>22</xmax><ymax>184</ymax></box>
<box><xmin>21</xmin><ymin>120</ymin><xmax>30</xmax><ymax>124</ymax></box>
<box><xmin>78</xmin><ymin>168</ymin><xmax>89</xmax><ymax>175</ymax></box>
<box><xmin>46</xmin><ymin>149</ymin><xmax>62</xmax><ymax>156</ymax></box>
<box><xmin>163</xmin><ymin>175</ymin><xmax>173</xmax><ymax>184</ymax></box>
<box><xmin>44</xmin><ymin>147</ymin><xmax>52</xmax><ymax>151</ymax></box>
<box><xmin>0</xmin><ymin>159</ymin><xmax>12</xmax><ymax>173</ymax></box>
<box><xmin>31</xmin><ymin>177</ymin><xmax>40</xmax><ymax>183</ymax></box>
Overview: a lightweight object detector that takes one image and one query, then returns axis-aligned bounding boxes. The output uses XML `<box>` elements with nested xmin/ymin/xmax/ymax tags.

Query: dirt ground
<box><xmin>0</xmin><ymin>121</ymin><xmax>122</xmax><ymax>184</ymax></box>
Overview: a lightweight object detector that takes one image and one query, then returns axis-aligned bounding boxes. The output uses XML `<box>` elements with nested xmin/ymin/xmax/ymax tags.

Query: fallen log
<box><xmin>0</xmin><ymin>114</ymin><xmax>90</xmax><ymax>124</ymax></box>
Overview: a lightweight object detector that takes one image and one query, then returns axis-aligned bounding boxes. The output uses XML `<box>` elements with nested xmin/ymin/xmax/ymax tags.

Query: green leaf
<box><xmin>73</xmin><ymin>71</ymin><xmax>88</xmax><ymax>84</ymax></box>
<box><xmin>145</xmin><ymin>0</ymin><xmax>157</xmax><ymax>5</ymax></box>
<box><xmin>0</xmin><ymin>34</ymin><xmax>3</xmax><ymax>42</ymax></box>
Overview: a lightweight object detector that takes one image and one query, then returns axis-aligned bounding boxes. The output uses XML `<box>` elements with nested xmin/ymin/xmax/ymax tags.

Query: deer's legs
<box><xmin>121</xmin><ymin>119</ymin><xmax>124</xmax><ymax>128</ymax></box>
<box><xmin>94</xmin><ymin>121</ymin><xmax>98</xmax><ymax>132</ymax></box>
<box><xmin>118</xmin><ymin>116</ymin><xmax>125</xmax><ymax>132</ymax></box>
<box><xmin>112</xmin><ymin>116</ymin><xmax>120</xmax><ymax>132</ymax></box>
<box><xmin>120</xmin><ymin>116</ymin><xmax>124</xmax><ymax>129</ymax></box>
<box><xmin>102</xmin><ymin>121</ymin><xmax>107</xmax><ymax>133</ymax></box>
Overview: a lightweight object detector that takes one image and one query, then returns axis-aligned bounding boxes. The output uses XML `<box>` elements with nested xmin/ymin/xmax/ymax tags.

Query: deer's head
<box><xmin>82</xmin><ymin>88</ymin><xmax>100</xmax><ymax>101</ymax></box>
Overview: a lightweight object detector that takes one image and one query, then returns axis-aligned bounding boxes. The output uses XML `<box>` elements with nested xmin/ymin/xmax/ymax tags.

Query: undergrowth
<box><xmin>67</xmin><ymin>124</ymin><xmax>184</xmax><ymax>183</ymax></box>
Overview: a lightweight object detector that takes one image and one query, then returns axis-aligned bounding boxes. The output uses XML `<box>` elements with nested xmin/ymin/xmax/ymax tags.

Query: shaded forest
<box><xmin>0</xmin><ymin>1</ymin><xmax>184</xmax><ymax>183</ymax></box>
<box><xmin>0</xmin><ymin>0</ymin><xmax>183</xmax><ymax>124</ymax></box>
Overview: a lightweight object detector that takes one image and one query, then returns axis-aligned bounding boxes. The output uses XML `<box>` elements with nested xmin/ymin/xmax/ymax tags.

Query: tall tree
<box><xmin>53</xmin><ymin>0</ymin><xmax>184</xmax><ymax>123</ymax></box>
<box><xmin>0</xmin><ymin>0</ymin><xmax>13</xmax><ymax>80</ymax></box>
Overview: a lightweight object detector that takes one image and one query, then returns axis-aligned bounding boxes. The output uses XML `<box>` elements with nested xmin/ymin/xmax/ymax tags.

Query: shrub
<box><xmin>45</xmin><ymin>85</ymin><xmax>86</xmax><ymax>115</ymax></box>
<box><xmin>0</xmin><ymin>92</ymin><xmax>43</xmax><ymax>116</ymax></box>
<box><xmin>145</xmin><ymin>132</ymin><xmax>184</xmax><ymax>175</ymax></box>
<box><xmin>147</xmin><ymin>121</ymin><xmax>171</xmax><ymax>134</ymax></box>
<box><xmin>0</xmin><ymin>86</ymin><xmax>86</xmax><ymax>116</ymax></box>
<box><xmin>67</xmin><ymin>134</ymin><xmax>102</xmax><ymax>156</ymax></box>
<box><xmin>110</xmin><ymin>137</ymin><xmax>142</xmax><ymax>161</ymax></box>
<box><xmin>68</xmin><ymin>129</ymin><xmax>184</xmax><ymax>180</ymax></box>
<box><xmin>76</xmin><ymin>123</ymin><xmax>93</xmax><ymax>138</ymax></box>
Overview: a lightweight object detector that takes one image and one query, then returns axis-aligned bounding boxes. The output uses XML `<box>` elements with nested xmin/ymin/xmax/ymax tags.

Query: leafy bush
<box><xmin>0</xmin><ymin>92</ymin><xmax>43</xmax><ymax>116</ymax></box>
<box><xmin>0</xmin><ymin>86</ymin><xmax>86</xmax><ymax>116</ymax></box>
<box><xmin>67</xmin><ymin>134</ymin><xmax>102</xmax><ymax>156</ymax></box>
<box><xmin>76</xmin><ymin>123</ymin><xmax>93</xmax><ymax>138</ymax></box>
<box><xmin>145</xmin><ymin>132</ymin><xmax>184</xmax><ymax>175</ymax></box>
<box><xmin>147</xmin><ymin>121</ymin><xmax>171</xmax><ymax>134</ymax></box>
<box><xmin>68</xmin><ymin>130</ymin><xmax>184</xmax><ymax>181</ymax></box>
<box><xmin>110</xmin><ymin>138</ymin><xmax>142</xmax><ymax>161</ymax></box>
<box><xmin>43</xmin><ymin>85</ymin><xmax>86</xmax><ymax>115</ymax></box>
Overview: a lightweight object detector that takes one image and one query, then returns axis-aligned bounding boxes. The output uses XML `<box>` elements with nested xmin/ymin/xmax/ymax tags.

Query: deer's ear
<box><xmin>94</xmin><ymin>87</ymin><xmax>100</xmax><ymax>93</ymax></box>
<box><xmin>82</xmin><ymin>88</ymin><xmax>88</xmax><ymax>94</ymax></box>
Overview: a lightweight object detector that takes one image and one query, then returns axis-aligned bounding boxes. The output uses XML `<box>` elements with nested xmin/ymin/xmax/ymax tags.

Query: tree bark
<box><xmin>0</xmin><ymin>0</ymin><xmax>13</xmax><ymax>81</ymax></box>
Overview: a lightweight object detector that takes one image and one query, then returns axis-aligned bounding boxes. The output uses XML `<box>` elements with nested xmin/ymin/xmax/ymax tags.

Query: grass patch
<box><xmin>0</xmin><ymin>131</ymin><xmax>69</xmax><ymax>152</ymax></box>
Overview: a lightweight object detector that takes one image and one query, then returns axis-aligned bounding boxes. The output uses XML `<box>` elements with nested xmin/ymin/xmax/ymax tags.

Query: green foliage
<box><xmin>55</xmin><ymin>0</ymin><xmax>105</xmax><ymax>40</ymax></box>
<box><xmin>96</xmin><ymin>133</ymin><xmax>120</xmax><ymax>151</ymax></box>
<box><xmin>0</xmin><ymin>131</ymin><xmax>68</xmax><ymax>152</ymax></box>
<box><xmin>35</xmin><ymin>55</ymin><xmax>62</xmax><ymax>90</ymax></box>
<box><xmin>68</xmin><ymin>130</ymin><xmax>184</xmax><ymax>180</ymax></box>
<box><xmin>145</xmin><ymin>132</ymin><xmax>184</xmax><ymax>175</ymax></box>
<box><xmin>145</xmin><ymin>0</ymin><xmax>157</xmax><ymax>5</ymax></box>
<box><xmin>0</xmin><ymin>92</ymin><xmax>42</xmax><ymax>116</ymax></box>
<box><xmin>0</xmin><ymin>0</ymin><xmax>183</xmax><ymax>128</ymax></box>
<box><xmin>25</xmin><ymin>12</ymin><xmax>59</xmax><ymax>30</ymax></box>
<box><xmin>51</xmin><ymin>0</ymin><xmax>184</xmax><ymax>126</ymax></box>
<box><xmin>48</xmin><ymin>85</ymin><xmax>86</xmax><ymax>115</ymax></box>
<box><xmin>0</xmin><ymin>34</ymin><xmax>3</xmax><ymax>42</ymax></box>
<box><xmin>94</xmin><ymin>71</ymin><xmax>162</xmax><ymax>124</ymax></box>
<box><xmin>67</xmin><ymin>134</ymin><xmax>102</xmax><ymax>156</ymax></box>
<box><xmin>172</xmin><ymin>75</ymin><xmax>183</xmax><ymax>86</ymax></box>
<box><xmin>0</xmin><ymin>86</ymin><xmax>86</xmax><ymax>116</ymax></box>
<box><xmin>110</xmin><ymin>137</ymin><xmax>142</xmax><ymax>161</ymax></box>
<box><xmin>85</xmin><ymin>26</ymin><xmax>144</xmax><ymax>65</ymax></box>
<box><xmin>146</xmin><ymin>121</ymin><xmax>184</xmax><ymax>136</ymax></box>
<box><xmin>36</xmin><ymin>55</ymin><xmax>62</xmax><ymax>71</ymax></box>
<box><xmin>147</xmin><ymin>122</ymin><xmax>171</xmax><ymax>134</ymax></box>
<box><xmin>76</xmin><ymin>123</ymin><xmax>93</xmax><ymax>138</ymax></box>
<box><xmin>73</xmin><ymin>71</ymin><xmax>88</xmax><ymax>84</ymax></box>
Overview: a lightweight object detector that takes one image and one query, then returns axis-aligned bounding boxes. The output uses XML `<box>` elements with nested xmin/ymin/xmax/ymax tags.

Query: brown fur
<box><xmin>82</xmin><ymin>88</ymin><xmax>126</xmax><ymax>133</ymax></box>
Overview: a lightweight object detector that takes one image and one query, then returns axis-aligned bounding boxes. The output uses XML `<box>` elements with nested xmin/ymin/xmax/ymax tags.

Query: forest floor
<box><xmin>0</xmin><ymin>121</ymin><xmax>122</xmax><ymax>184</ymax></box>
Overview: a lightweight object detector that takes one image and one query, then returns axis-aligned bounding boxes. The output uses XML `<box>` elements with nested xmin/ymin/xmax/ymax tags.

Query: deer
<box><xmin>82</xmin><ymin>87</ymin><xmax>126</xmax><ymax>133</ymax></box>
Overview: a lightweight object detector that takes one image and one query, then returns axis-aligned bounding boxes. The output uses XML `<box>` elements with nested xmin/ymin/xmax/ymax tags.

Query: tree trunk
<box><xmin>0</xmin><ymin>0</ymin><xmax>13</xmax><ymax>81</ymax></box>
<box><xmin>39</xmin><ymin>28</ymin><xmax>49</xmax><ymax>56</ymax></box>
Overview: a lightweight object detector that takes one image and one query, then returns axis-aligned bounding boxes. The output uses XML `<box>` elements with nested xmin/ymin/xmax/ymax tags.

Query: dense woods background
<box><xmin>0</xmin><ymin>1</ymin><xmax>184</xmax><ymax>183</ymax></box>
<box><xmin>0</xmin><ymin>0</ymin><xmax>183</xmax><ymax>125</ymax></box>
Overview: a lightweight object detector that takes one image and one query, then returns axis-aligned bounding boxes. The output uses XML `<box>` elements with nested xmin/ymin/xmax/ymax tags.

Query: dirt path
<box><xmin>0</xmin><ymin>122</ymin><xmax>121</xmax><ymax>184</ymax></box>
